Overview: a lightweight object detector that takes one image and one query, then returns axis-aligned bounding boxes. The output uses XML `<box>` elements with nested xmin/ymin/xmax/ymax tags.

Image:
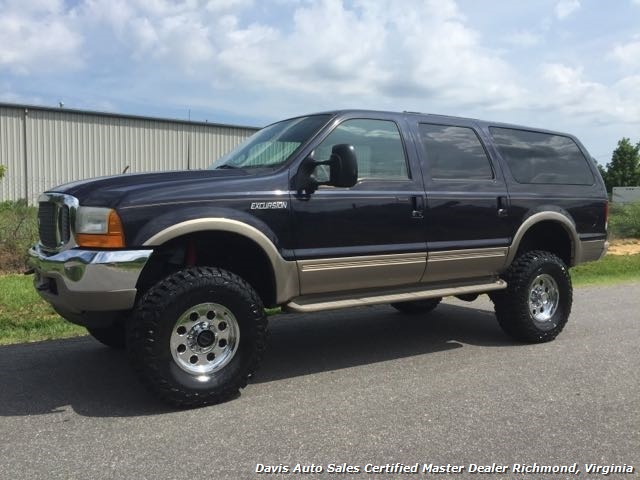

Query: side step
<box><xmin>285</xmin><ymin>279</ymin><xmax>507</xmax><ymax>313</ymax></box>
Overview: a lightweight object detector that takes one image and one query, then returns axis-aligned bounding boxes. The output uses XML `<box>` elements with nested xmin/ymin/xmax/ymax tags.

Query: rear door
<box><xmin>411</xmin><ymin>119</ymin><xmax>512</xmax><ymax>283</ymax></box>
<box><xmin>290</xmin><ymin>114</ymin><xmax>427</xmax><ymax>295</ymax></box>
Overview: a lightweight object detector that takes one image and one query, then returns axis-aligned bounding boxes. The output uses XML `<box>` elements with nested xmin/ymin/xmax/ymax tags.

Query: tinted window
<box><xmin>314</xmin><ymin>119</ymin><xmax>408</xmax><ymax>181</ymax></box>
<box><xmin>489</xmin><ymin>127</ymin><xmax>594</xmax><ymax>185</ymax></box>
<box><xmin>419</xmin><ymin>124</ymin><xmax>493</xmax><ymax>180</ymax></box>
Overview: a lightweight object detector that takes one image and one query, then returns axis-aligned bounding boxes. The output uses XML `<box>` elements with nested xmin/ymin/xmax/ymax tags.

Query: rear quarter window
<box><xmin>489</xmin><ymin>127</ymin><xmax>594</xmax><ymax>185</ymax></box>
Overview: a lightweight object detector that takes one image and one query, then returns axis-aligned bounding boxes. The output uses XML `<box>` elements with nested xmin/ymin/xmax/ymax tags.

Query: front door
<box><xmin>290</xmin><ymin>116</ymin><xmax>427</xmax><ymax>295</ymax></box>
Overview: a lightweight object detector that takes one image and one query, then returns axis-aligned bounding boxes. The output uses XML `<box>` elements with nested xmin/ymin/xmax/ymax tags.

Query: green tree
<box><xmin>597</xmin><ymin>163</ymin><xmax>608</xmax><ymax>187</ymax></box>
<box><xmin>0</xmin><ymin>164</ymin><xmax>5</xmax><ymax>180</ymax></box>
<box><xmin>602</xmin><ymin>138</ymin><xmax>640</xmax><ymax>192</ymax></box>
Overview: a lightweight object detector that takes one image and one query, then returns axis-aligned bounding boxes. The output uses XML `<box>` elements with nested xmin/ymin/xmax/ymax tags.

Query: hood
<box><xmin>51</xmin><ymin>169</ymin><xmax>251</xmax><ymax>208</ymax></box>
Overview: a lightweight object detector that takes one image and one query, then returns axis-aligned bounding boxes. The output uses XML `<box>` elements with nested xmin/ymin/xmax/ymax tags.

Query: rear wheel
<box><xmin>391</xmin><ymin>297</ymin><xmax>442</xmax><ymax>315</ymax></box>
<box><xmin>126</xmin><ymin>267</ymin><xmax>268</xmax><ymax>407</ymax></box>
<box><xmin>492</xmin><ymin>250</ymin><xmax>572</xmax><ymax>343</ymax></box>
<box><xmin>87</xmin><ymin>324</ymin><xmax>126</xmax><ymax>349</ymax></box>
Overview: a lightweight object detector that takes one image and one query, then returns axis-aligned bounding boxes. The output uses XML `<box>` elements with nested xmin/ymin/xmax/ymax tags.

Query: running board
<box><xmin>284</xmin><ymin>279</ymin><xmax>507</xmax><ymax>313</ymax></box>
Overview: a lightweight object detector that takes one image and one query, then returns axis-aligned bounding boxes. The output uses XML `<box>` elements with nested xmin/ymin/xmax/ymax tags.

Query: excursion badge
<box><xmin>250</xmin><ymin>201</ymin><xmax>288</xmax><ymax>210</ymax></box>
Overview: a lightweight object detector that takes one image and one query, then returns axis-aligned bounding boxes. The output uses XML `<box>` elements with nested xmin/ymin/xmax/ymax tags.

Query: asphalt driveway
<box><xmin>0</xmin><ymin>283</ymin><xmax>638</xmax><ymax>479</ymax></box>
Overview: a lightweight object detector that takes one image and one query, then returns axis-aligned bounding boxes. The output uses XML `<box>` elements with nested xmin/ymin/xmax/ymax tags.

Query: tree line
<box><xmin>597</xmin><ymin>138</ymin><xmax>640</xmax><ymax>193</ymax></box>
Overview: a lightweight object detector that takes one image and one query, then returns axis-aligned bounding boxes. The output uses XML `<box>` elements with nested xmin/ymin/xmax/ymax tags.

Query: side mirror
<box><xmin>294</xmin><ymin>144</ymin><xmax>358</xmax><ymax>194</ymax></box>
<box><xmin>328</xmin><ymin>144</ymin><xmax>358</xmax><ymax>188</ymax></box>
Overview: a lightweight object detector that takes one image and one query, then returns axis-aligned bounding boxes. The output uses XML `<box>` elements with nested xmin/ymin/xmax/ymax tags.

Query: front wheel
<box><xmin>492</xmin><ymin>250</ymin><xmax>572</xmax><ymax>343</ymax></box>
<box><xmin>126</xmin><ymin>267</ymin><xmax>268</xmax><ymax>407</ymax></box>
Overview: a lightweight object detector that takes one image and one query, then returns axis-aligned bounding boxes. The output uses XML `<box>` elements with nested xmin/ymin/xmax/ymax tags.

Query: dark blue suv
<box><xmin>28</xmin><ymin>110</ymin><xmax>608</xmax><ymax>407</ymax></box>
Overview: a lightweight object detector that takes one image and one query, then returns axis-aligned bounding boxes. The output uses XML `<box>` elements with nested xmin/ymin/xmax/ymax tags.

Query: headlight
<box><xmin>76</xmin><ymin>207</ymin><xmax>112</xmax><ymax>234</ymax></box>
<box><xmin>75</xmin><ymin>207</ymin><xmax>125</xmax><ymax>248</ymax></box>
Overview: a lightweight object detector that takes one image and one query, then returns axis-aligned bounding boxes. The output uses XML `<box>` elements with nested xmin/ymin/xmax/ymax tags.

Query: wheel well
<box><xmin>136</xmin><ymin>231</ymin><xmax>277</xmax><ymax>307</ymax></box>
<box><xmin>514</xmin><ymin>220</ymin><xmax>573</xmax><ymax>266</ymax></box>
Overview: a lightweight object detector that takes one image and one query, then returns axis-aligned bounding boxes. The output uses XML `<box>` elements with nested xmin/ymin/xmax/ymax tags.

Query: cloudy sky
<box><xmin>1</xmin><ymin>0</ymin><xmax>639</xmax><ymax>164</ymax></box>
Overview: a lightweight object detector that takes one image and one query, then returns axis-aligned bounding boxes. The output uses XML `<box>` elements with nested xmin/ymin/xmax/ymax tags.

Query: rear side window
<box><xmin>418</xmin><ymin>124</ymin><xmax>494</xmax><ymax>180</ymax></box>
<box><xmin>489</xmin><ymin>127</ymin><xmax>594</xmax><ymax>185</ymax></box>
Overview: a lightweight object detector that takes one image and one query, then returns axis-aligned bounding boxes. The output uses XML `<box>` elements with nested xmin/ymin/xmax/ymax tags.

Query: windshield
<box><xmin>209</xmin><ymin>114</ymin><xmax>332</xmax><ymax>170</ymax></box>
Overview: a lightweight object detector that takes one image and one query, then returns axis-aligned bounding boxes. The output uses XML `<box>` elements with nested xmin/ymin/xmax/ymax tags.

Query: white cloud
<box><xmin>76</xmin><ymin>0</ymin><xmax>218</xmax><ymax>69</ymax></box>
<box><xmin>0</xmin><ymin>0</ymin><xmax>82</xmax><ymax>74</ymax></box>
<box><xmin>52</xmin><ymin>0</ymin><xmax>521</xmax><ymax>113</ymax></box>
<box><xmin>205</xmin><ymin>0</ymin><xmax>254</xmax><ymax>13</ymax></box>
<box><xmin>506</xmin><ymin>30</ymin><xmax>542</xmax><ymax>47</ymax></box>
<box><xmin>555</xmin><ymin>0</ymin><xmax>580</xmax><ymax>19</ymax></box>
<box><xmin>540</xmin><ymin>63</ymin><xmax>640</xmax><ymax>122</ymax></box>
<box><xmin>209</xmin><ymin>0</ymin><xmax>525</xmax><ymax>111</ymax></box>
<box><xmin>612</xmin><ymin>37</ymin><xmax>640</xmax><ymax>68</ymax></box>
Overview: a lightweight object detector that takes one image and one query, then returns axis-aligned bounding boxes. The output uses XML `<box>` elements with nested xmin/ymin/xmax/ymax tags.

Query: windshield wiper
<box><xmin>216</xmin><ymin>164</ymin><xmax>239</xmax><ymax>169</ymax></box>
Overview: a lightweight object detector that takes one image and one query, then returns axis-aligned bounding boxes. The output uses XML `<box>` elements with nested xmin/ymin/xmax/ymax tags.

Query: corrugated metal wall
<box><xmin>0</xmin><ymin>106</ymin><xmax>26</xmax><ymax>201</ymax></box>
<box><xmin>0</xmin><ymin>103</ymin><xmax>258</xmax><ymax>204</ymax></box>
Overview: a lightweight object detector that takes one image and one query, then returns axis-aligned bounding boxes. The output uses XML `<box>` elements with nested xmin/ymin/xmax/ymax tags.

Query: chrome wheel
<box><xmin>528</xmin><ymin>273</ymin><xmax>559</xmax><ymax>324</ymax></box>
<box><xmin>170</xmin><ymin>302</ymin><xmax>240</xmax><ymax>375</ymax></box>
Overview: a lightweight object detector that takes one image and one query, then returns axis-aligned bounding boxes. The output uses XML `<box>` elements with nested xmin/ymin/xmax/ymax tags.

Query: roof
<box><xmin>312</xmin><ymin>108</ymin><xmax>575</xmax><ymax>139</ymax></box>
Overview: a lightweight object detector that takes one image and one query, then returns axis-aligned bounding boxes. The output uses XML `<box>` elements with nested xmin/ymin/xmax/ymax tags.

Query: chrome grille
<box><xmin>38</xmin><ymin>202</ymin><xmax>58</xmax><ymax>249</ymax></box>
<box><xmin>60</xmin><ymin>206</ymin><xmax>70</xmax><ymax>244</ymax></box>
<box><xmin>37</xmin><ymin>194</ymin><xmax>77</xmax><ymax>252</ymax></box>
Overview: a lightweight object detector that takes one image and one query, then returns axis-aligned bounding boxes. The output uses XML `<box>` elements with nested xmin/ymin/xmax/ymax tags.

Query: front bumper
<box><xmin>27</xmin><ymin>245</ymin><xmax>153</xmax><ymax>314</ymax></box>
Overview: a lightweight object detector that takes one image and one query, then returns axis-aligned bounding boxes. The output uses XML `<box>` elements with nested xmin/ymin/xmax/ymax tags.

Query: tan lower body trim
<box><xmin>424</xmin><ymin>247</ymin><xmax>508</xmax><ymax>283</ymax></box>
<box><xmin>298</xmin><ymin>252</ymin><xmax>426</xmax><ymax>295</ymax></box>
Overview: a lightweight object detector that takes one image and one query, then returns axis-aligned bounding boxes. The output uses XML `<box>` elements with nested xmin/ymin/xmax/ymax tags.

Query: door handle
<box><xmin>497</xmin><ymin>196</ymin><xmax>509</xmax><ymax>217</ymax></box>
<box><xmin>411</xmin><ymin>196</ymin><xmax>424</xmax><ymax>219</ymax></box>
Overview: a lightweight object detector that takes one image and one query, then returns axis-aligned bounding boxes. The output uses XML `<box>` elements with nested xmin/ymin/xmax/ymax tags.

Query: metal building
<box><xmin>0</xmin><ymin>102</ymin><xmax>259</xmax><ymax>204</ymax></box>
<box><xmin>612</xmin><ymin>186</ymin><xmax>640</xmax><ymax>205</ymax></box>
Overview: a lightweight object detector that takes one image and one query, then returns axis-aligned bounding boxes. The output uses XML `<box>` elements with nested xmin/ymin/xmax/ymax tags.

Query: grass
<box><xmin>0</xmin><ymin>274</ymin><xmax>85</xmax><ymax>345</ymax></box>
<box><xmin>609</xmin><ymin>201</ymin><xmax>640</xmax><ymax>239</ymax></box>
<box><xmin>1</xmin><ymin>253</ymin><xmax>639</xmax><ymax>345</ymax></box>
<box><xmin>0</xmin><ymin>200</ymin><xmax>38</xmax><ymax>272</ymax></box>
<box><xmin>571</xmin><ymin>253</ymin><xmax>640</xmax><ymax>285</ymax></box>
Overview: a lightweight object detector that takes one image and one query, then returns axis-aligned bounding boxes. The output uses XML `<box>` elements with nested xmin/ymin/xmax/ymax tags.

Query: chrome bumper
<box><xmin>27</xmin><ymin>245</ymin><xmax>153</xmax><ymax>313</ymax></box>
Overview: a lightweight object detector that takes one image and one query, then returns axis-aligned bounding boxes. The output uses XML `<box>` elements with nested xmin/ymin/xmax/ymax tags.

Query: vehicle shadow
<box><xmin>253</xmin><ymin>302</ymin><xmax>511</xmax><ymax>384</ymax></box>
<box><xmin>0</xmin><ymin>302</ymin><xmax>514</xmax><ymax>418</ymax></box>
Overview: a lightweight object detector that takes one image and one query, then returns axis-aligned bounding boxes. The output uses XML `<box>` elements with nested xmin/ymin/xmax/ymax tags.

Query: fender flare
<box><xmin>506</xmin><ymin>211</ymin><xmax>580</xmax><ymax>266</ymax></box>
<box><xmin>142</xmin><ymin>218</ymin><xmax>299</xmax><ymax>304</ymax></box>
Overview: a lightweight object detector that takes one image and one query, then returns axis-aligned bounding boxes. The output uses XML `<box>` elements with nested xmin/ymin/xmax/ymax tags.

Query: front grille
<box><xmin>38</xmin><ymin>202</ymin><xmax>58</xmax><ymax>248</ymax></box>
<box><xmin>59</xmin><ymin>206</ymin><xmax>70</xmax><ymax>244</ymax></box>
<box><xmin>38</xmin><ymin>198</ymin><xmax>73</xmax><ymax>250</ymax></box>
